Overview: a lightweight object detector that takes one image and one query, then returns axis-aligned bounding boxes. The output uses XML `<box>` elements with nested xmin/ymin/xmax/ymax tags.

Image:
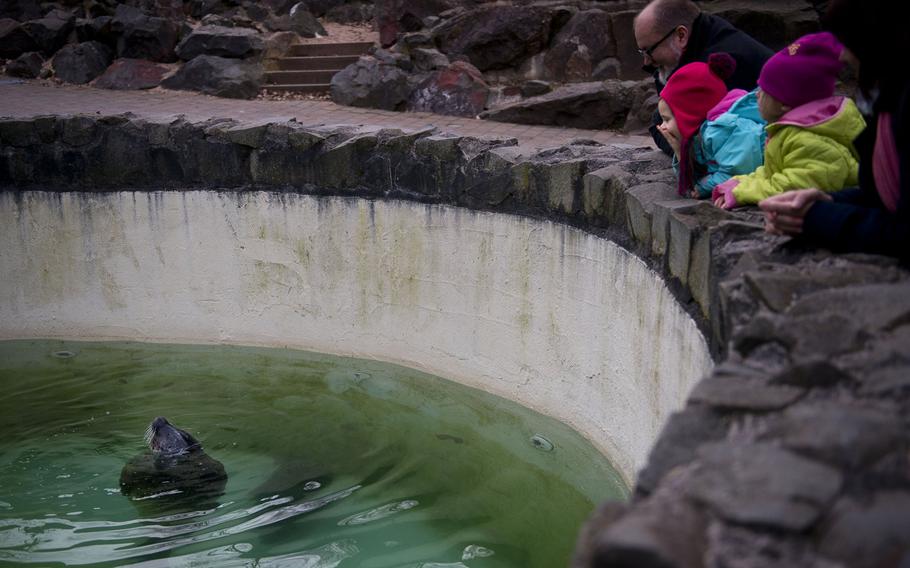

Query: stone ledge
<box><xmin>2</xmin><ymin>114</ymin><xmax>908</xmax><ymax>567</ymax></box>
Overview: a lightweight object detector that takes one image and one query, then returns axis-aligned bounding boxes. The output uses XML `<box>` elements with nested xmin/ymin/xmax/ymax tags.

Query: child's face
<box><xmin>657</xmin><ymin>99</ymin><xmax>681</xmax><ymax>154</ymax></box>
<box><xmin>757</xmin><ymin>88</ymin><xmax>789</xmax><ymax>123</ymax></box>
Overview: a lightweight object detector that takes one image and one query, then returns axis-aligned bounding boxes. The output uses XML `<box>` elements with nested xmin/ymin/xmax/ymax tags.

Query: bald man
<box><xmin>634</xmin><ymin>0</ymin><xmax>773</xmax><ymax>155</ymax></box>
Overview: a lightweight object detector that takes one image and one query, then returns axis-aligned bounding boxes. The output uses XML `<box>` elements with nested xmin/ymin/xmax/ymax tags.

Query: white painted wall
<box><xmin>0</xmin><ymin>191</ymin><xmax>712</xmax><ymax>484</ymax></box>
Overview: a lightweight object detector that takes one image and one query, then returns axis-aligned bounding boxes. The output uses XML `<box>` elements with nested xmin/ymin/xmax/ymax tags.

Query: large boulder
<box><xmin>21</xmin><ymin>9</ymin><xmax>75</xmax><ymax>55</ymax></box>
<box><xmin>330</xmin><ymin>56</ymin><xmax>415</xmax><ymax>111</ymax></box>
<box><xmin>702</xmin><ymin>0</ymin><xmax>820</xmax><ymax>51</ymax></box>
<box><xmin>407</xmin><ymin>60</ymin><xmax>489</xmax><ymax>117</ymax></box>
<box><xmin>0</xmin><ymin>18</ymin><xmax>38</xmax><ymax>58</ymax></box>
<box><xmin>52</xmin><ymin>41</ymin><xmax>113</xmax><ymax>84</ymax></box>
<box><xmin>0</xmin><ymin>0</ymin><xmax>41</xmax><ymax>21</ymax></box>
<box><xmin>377</xmin><ymin>0</ymin><xmax>463</xmax><ymax>47</ymax></box>
<box><xmin>325</xmin><ymin>2</ymin><xmax>373</xmax><ymax>24</ymax></box>
<box><xmin>543</xmin><ymin>9</ymin><xmax>616</xmax><ymax>82</ymax></box>
<box><xmin>93</xmin><ymin>58</ymin><xmax>170</xmax><ymax>90</ymax></box>
<box><xmin>5</xmin><ymin>51</ymin><xmax>43</xmax><ymax>78</ymax></box>
<box><xmin>74</xmin><ymin>16</ymin><xmax>116</xmax><ymax>47</ymax></box>
<box><xmin>161</xmin><ymin>54</ymin><xmax>264</xmax><ymax>99</ymax></box>
<box><xmin>435</xmin><ymin>4</ymin><xmax>556</xmax><ymax>71</ymax></box>
<box><xmin>480</xmin><ymin>80</ymin><xmax>646</xmax><ymax>130</ymax></box>
<box><xmin>186</xmin><ymin>0</ymin><xmax>237</xmax><ymax>19</ymax></box>
<box><xmin>111</xmin><ymin>4</ymin><xmax>180</xmax><ymax>62</ymax></box>
<box><xmin>175</xmin><ymin>25</ymin><xmax>264</xmax><ymax>60</ymax></box>
<box><xmin>288</xmin><ymin>3</ymin><xmax>326</xmax><ymax>37</ymax></box>
<box><xmin>297</xmin><ymin>0</ymin><xmax>345</xmax><ymax>17</ymax></box>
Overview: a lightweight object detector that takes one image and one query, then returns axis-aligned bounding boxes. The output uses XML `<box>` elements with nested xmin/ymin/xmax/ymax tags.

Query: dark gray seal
<box><xmin>120</xmin><ymin>417</ymin><xmax>227</xmax><ymax>511</ymax></box>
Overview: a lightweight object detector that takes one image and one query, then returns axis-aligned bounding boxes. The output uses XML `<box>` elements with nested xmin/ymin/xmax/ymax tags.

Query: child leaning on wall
<box><xmin>657</xmin><ymin>53</ymin><xmax>767</xmax><ymax>199</ymax></box>
<box><xmin>712</xmin><ymin>31</ymin><xmax>866</xmax><ymax>209</ymax></box>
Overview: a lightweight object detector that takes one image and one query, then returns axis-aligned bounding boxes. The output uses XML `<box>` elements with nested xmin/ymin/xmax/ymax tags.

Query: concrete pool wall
<box><xmin>0</xmin><ymin>190</ymin><xmax>711</xmax><ymax>484</ymax></box>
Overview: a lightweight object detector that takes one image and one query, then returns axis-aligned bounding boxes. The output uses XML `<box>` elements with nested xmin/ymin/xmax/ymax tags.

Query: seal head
<box><xmin>120</xmin><ymin>417</ymin><xmax>227</xmax><ymax>513</ymax></box>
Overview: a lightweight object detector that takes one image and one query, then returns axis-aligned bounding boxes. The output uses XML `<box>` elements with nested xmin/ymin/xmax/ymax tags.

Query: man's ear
<box><xmin>677</xmin><ymin>25</ymin><xmax>690</xmax><ymax>49</ymax></box>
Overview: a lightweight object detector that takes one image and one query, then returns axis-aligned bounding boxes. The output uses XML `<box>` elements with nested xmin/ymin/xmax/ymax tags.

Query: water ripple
<box><xmin>0</xmin><ymin>485</ymin><xmax>361</xmax><ymax>565</ymax></box>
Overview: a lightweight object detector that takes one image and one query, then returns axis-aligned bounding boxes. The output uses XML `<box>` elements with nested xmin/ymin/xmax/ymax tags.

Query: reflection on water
<box><xmin>0</xmin><ymin>340</ymin><xmax>627</xmax><ymax>567</ymax></box>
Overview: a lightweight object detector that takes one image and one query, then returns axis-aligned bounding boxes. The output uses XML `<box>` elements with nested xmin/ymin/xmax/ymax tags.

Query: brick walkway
<box><xmin>0</xmin><ymin>78</ymin><xmax>653</xmax><ymax>151</ymax></box>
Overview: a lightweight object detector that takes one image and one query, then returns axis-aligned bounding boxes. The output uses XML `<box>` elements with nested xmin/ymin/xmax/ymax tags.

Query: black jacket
<box><xmin>649</xmin><ymin>13</ymin><xmax>773</xmax><ymax>155</ymax></box>
<box><xmin>802</xmin><ymin>81</ymin><xmax>910</xmax><ymax>263</ymax></box>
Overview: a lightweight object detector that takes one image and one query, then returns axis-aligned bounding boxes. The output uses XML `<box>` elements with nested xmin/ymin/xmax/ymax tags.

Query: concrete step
<box><xmin>276</xmin><ymin>55</ymin><xmax>360</xmax><ymax>71</ymax></box>
<box><xmin>260</xmin><ymin>83</ymin><xmax>331</xmax><ymax>94</ymax></box>
<box><xmin>287</xmin><ymin>41</ymin><xmax>374</xmax><ymax>57</ymax></box>
<box><xmin>266</xmin><ymin>70</ymin><xmax>337</xmax><ymax>85</ymax></box>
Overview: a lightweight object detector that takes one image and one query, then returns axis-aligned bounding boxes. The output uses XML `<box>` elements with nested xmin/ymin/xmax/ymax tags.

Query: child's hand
<box><xmin>714</xmin><ymin>196</ymin><xmax>726</xmax><ymax>208</ymax></box>
<box><xmin>657</xmin><ymin>125</ymin><xmax>681</xmax><ymax>158</ymax></box>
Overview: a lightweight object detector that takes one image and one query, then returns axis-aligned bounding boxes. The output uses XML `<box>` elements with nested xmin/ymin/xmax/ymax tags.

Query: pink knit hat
<box><xmin>758</xmin><ymin>32</ymin><xmax>844</xmax><ymax>109</ymax></box>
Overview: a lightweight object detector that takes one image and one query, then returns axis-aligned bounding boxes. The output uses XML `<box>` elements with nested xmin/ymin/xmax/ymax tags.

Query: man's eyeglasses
<box><xmin>637</xmin><ymin>26</ymin><xmax>680</xmax><ymax>59</ymax></box>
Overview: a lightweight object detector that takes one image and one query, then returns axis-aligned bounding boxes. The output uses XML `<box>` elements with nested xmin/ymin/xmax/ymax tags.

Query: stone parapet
<box><xmin>1</xmin><ymin>114</ymin><xmax>908</xmax><ymax>566</ymax></box>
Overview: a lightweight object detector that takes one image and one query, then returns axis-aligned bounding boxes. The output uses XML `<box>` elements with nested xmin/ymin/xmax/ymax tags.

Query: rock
<box><xmin>572</xmin><ymin>501</ymin><xmax>628</xmax><ymax>568</ymax></box>
<box><xmin>768</xmin><ymin>359</ymin><xmax>854</xmax><ymax>388</ymax></box>
<box><xmin>298</xmin><ymin>0</ymin><xmax>344</xmax><ymax>17</ymax></box>
<box><xmin>175</xmin><ymin>25</ymin><xmax>264</xmax><ymax>60</ymax></box>
<box><xmin>0</xmin><ymin>18</ymin><xmax>38</xmax><ymax>58</ymax></box>
<box><xmin>787</xmin><ymin>281</ymin><xmax>910</xmax><ymax>334</ymax></box>
<box><xmin>592</xmin><ymin>58</ymin><xmax>621</xmax><ymax>80</ymax></box>
<box><xmin>688</xmin><ymin>442</ymin><xmax>843</xmax><ymax>531</ymax></box>
<box><xmin>858</xmin><ymin>360</ymin><xmax>910</xmax><ymax>397</ymax></box>
<box><xmin>543</xmin><ymin>9</ymin><xmax>615</xmax><ymax>82</ymax></box>
<box><xmin>261</xmin><ymin>30</ymin><xmax>297</xmax><ymax>59</ymax></box>
<box><xmin>259</xmin><ymin>0</ymin><xmax>295</xmax><ymax>15</ymax></box>
<box><xmin>623</xmin><ymin>83</ymin><xmax>659</xmax><ymax>134</ymax></box>
<box><xmin>93</xmin><ymin>58</ymin><xmax>170</xmax><ymax>90</ymax></box>
<box><xmin>635</xmin><ymin>406</ymin><xmax>729</xmax><ymax>496</ymax></box>
<box><xmin>161</xmin><ymin>54</ymin><xmax>264</xmax><ymax>99</ymax></box>
<box><xmin>0</xmin><ymin>0</ymin><xmax>41</xmax><ymax>21</ymax></box>
<box><xmin>242</xmin><ymin>1</ymin><xmax>272</xmax><ymax>22</ymax></box>
<box><xmin>288</xmin><ymin>3</ymin><xmax>325</xmax><ymax>37</ymax></box>
<box><xmin>761</xmin><ymin>401</ymin><xmax>905</xmax><ymax>470</ymax></box>
<box><xmin>410</xmin><ymin>47</ymin><xmax>449</xmax><ymax>72</ymax></box>
<box><xmin>480</xmin><ymin>81</ymin><xmax>640</xmax><ymax>130</ymax></box>
<box><xmin>5</xmin><ymin>51</ymin><xmax>43</xmax><ymax>78</ymax></box>
<box><xmin>407</xmin><ymin>60</ymin><xmax>489</xmax><ymax>117</ymax></box>
<box><xmin>703</xmin><ymin>0</ymin><xmax>820</xmax><ymax>51</ymax></box>
<box><xmin>377</xmin><ymin>0</ymin><xmax>460</xmax><ymax>47</ymax></box>
<box><xmin>609</xmin><ymin>9</ymin><xmax>651</xmax><ymax>80</ymax></box>
<box><xmin>330</xmin><ymin>56</ymin><xmax>414</xmax><ymax>111</ymax></box>
<box><xmin>186</xmin><ymin>0</ymin><xmax>235</xmax><ymax>19</ymax></box>
<box><xmin>325</xmin><ymin>2</ymin><xmax>372</xmax><ymax>24</ymax></box>
<box><xmin>688</xmin><ymin>375</ymin><xmax>804</xmax><ymax>412</ymax></box>
<box><xmin>436</xmin><ymin>4</ymin><xmax>555</xmax><ymax>71</ymax></box>
<box><xmin>819</xmin><ymin>492</ymin><xmax>910</xmax><ymax>568</ymax></box>
<box><xmin>111</xmin><ymin>4</ymin><xmax>180</xmax><ymax>62</ymax></box>
<box><xmin>52</xmin><ymin>41</ymin><xmax>113</xmax><ymax>84</ymax></box>
<box><xmin>586</xmin><ymin>478</ymin><xmax>709</xmax><ymax>568</ymax></box>
<box><xmin>520</xmin><ymin>79</ymin><xmax>551</xmax><ymax>98</ymax></box>
<box><xmin>21</xmin><ymin>8</ymin><xmax>74</xmax><ymax>55</ymax></box>
<box><xmin>74</xmin><ymin>16</ymin><xmax>115</xmax><ymax>47</ymax></box>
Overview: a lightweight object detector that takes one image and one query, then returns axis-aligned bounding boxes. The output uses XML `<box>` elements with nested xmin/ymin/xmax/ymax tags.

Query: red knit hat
<box><xmin>660</xmin><ymin>53</ymin><xmax>736</xmax><ymax>196</ymax></box>
<box><xmin>758</xmin><ymin>32</ymin><xmax>844</xmax><ymax>109</ymax></box>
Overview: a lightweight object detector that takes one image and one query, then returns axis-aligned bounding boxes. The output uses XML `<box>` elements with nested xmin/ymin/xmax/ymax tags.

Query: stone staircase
<box><xmin>263</xmin><ymin>41</ymin><xmax>374</xmax><ymax>95</ymax></box>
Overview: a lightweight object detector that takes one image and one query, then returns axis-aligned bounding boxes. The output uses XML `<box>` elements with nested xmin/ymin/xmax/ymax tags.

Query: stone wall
<box><xmin>1</xmin><ymin>114</ymin><xmax>908</xmax><ymax>566</ymax></box>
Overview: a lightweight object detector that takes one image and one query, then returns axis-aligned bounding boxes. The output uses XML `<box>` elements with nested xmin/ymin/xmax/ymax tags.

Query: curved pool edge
<box><xmin>0</xmin><ymin>191</ymin><xmax>713</xmax><ymax>487</ymax></box>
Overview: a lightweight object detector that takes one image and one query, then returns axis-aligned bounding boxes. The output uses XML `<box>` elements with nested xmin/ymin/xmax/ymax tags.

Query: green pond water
<box><xmin>0</xmin><ymin>340</ymin><xmax>627</xmax><ymax>567</ymax></box>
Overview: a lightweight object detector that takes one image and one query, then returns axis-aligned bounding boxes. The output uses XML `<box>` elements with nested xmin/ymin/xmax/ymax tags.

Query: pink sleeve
<box><xmin>713</xmin><ymin>178</ymin><xmax>740</xmax><ymax>203</ymax></box>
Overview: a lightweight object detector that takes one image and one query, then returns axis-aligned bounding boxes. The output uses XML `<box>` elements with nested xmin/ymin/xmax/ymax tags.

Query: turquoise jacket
<box><xmin>672</xmin><ymin>89</ymin><xmax>767</xmax><ymax>198</ymax></box>
<box><xmin>694</xmin><ymin>89</ymin><xmax>767</xmax><ymax>198</ymax></box>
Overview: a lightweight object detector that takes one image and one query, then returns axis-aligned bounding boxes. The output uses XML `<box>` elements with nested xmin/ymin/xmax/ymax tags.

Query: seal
<box><xmin>119</xmin><ymin>417</ymin><xmax>227</xmax><ymax>511</ymax></box>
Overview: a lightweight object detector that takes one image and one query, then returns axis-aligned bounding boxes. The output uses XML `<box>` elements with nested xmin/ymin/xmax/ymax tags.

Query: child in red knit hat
<box><xmin>712</xmin><ymin>32</ymin><xmax>866</xmax><ymax>209</ymax></box>
<box><xmin>658</xmin><ymin>52</ymin><xmax>766</xmax><ymax>198</ymax></box>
